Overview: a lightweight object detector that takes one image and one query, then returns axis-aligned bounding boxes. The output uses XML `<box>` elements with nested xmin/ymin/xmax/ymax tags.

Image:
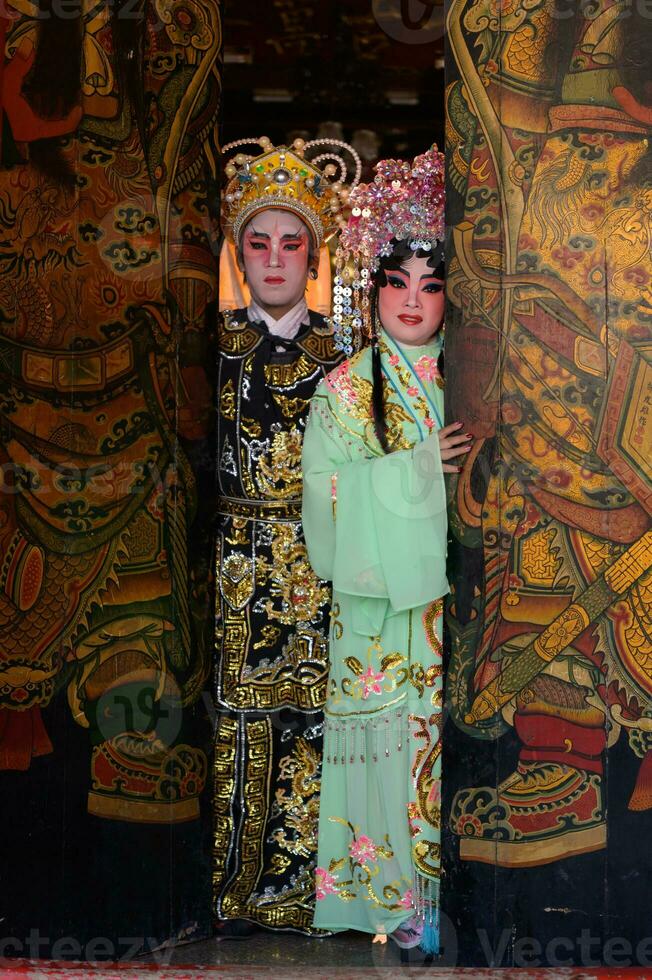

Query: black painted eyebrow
<box><xmin>247</xmin><ymin>228</ymin><xmax>305</xmax><ymax>239</ymax></box>
<box><xmin>395</xmin><ymin>266</ymin><xmax>442</xmax><ymax>281</ymax></box>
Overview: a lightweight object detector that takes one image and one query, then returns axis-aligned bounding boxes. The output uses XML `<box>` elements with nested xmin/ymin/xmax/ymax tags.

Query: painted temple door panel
<box><xmin>444</xmin><ymin>0</ymin><xmax>652</xmax><ymax>966</ymax></box>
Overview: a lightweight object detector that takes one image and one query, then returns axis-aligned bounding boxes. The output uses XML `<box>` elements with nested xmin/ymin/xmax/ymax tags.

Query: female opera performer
<box><xmin>302</xmin><ymin>148</ymin><xmax>471</xmax><ymax>954</ymax></box>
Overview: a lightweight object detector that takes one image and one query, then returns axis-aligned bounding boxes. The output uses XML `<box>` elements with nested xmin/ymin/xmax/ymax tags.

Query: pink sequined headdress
<box><xmin>333</xmin><ymin>145</ymin><xmax>445</xmax><ymax>355</ymax></box>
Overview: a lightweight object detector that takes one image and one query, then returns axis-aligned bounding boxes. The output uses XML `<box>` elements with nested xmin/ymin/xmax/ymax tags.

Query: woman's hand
<box><xmin>438</xmin><ymin>422</ymin><xmax>473</xmax><ymax>473</ymax></box>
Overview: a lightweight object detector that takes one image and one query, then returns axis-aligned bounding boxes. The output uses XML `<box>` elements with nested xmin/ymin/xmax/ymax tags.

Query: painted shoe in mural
<box><xmin>89</xmin><ymin>731</ymin><xmax>207</xmax><ymax>823</ymax></box>
<box><xmin>451</xmin><ymin>760</ymin><xmax>606</xmax><ymax>867</ymax></box>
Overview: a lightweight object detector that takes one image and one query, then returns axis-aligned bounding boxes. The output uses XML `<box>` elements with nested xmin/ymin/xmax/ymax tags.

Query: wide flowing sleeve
<box><xmin>301</xmin><ymin>391</ymin><xmax>344</xmax><ymax>582</ymax></box>
<box><xmin>302</xmin><ymin>389</ymin><xmax>449</xmax><ymax>615</ymax></box>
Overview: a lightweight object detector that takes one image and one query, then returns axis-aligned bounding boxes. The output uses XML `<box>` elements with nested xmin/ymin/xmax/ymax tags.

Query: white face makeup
<box><xmin>239</xmin><ymin>209</ymin><xmax>314</xmax><ymax>318</ymax></box>
<box><xmin>377</xmin><ymin>253</ymin><xmax>445</xmax><ymax>347</ymax></box>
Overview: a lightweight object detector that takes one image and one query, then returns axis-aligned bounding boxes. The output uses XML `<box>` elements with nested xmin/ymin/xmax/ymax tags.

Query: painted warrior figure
<box><xmin>446</xmin><ymin>0</ymin><xmax>652</xmax><ymax>866</ymax></box>
<box><xmin>302</xmin><ymin>148</ymin><xmax>470</xmax><ymax>953</ymax></box>
<box><xmin>214</xmin><ymin>137</ymin><xmax>360</xmax><ymax>933</ymax></box>
<box><xmin>0</xmin><ymin>0</ymin><xmax>219</xmax><ymax>817</ymax></box>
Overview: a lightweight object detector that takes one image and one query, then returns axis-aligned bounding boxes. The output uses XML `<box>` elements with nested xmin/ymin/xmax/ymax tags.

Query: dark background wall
<box><xmin>222</xmin><ymin>0</ymin><xmax>446</xmax><ymax>169</ymax></box>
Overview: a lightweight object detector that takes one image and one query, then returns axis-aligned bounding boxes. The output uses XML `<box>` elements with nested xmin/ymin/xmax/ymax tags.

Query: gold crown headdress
<box><xmin>221</xmin><ymin>136</ymin><xmax>362</xmax><ymax>248</ymax></box>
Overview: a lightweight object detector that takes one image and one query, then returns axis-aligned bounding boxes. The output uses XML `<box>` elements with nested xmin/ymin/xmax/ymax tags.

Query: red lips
<box><xmin>397</xmin><ymin>314</ymin><xmax>423</xmax><ymax>326</ymax></box>
<box><xmin>264</xmin><ymin>276</ymin><xmax>286</xmax><ymax>285</ymax></box>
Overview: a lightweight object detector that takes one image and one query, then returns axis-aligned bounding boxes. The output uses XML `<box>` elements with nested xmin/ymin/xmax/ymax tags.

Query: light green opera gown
<box><xmin>301</xmin><ymin>329</ymin><xmax>449</xmax><ymax>941</ymax></box>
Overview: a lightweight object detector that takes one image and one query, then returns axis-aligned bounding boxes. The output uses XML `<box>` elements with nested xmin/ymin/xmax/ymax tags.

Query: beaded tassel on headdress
<box><xmin>332</xmin><ymin>146</ymin><xmax>446</xmax><ymax>356</ymax></box>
